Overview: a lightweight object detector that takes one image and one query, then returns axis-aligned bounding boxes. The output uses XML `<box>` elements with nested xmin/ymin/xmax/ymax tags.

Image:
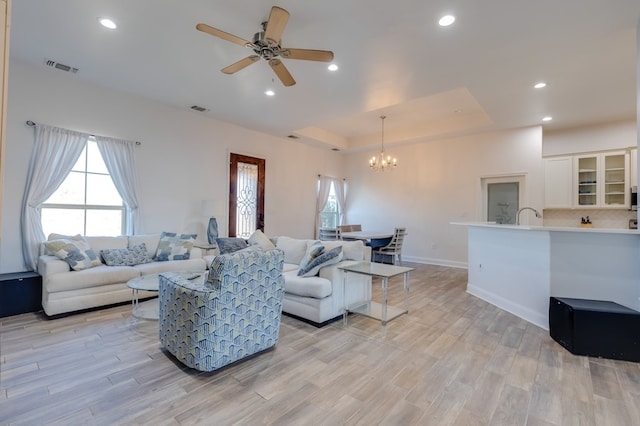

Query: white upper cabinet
<box><xmin>544</xmin><ymin>156</ymin><xmax>573</xmax><ymax>208</ymax></box>
<box><xmin>544</xmin><ymin>150</ymin><xmax>631</xmax><ymax>209</ymax></box>
<box><xmin>573</xmin><ymin>151</ymin><xmax>629</xmax><ymax>208</ymax></box>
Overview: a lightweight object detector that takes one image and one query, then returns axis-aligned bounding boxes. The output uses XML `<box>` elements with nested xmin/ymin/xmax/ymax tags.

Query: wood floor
<box><xmin>1</xmin><ymin>264</ymin><xmax>639</xmax><ymax>425</ymax></box>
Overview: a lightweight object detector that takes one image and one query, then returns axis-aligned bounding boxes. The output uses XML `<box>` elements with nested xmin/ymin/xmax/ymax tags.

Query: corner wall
<box><xmin>345</xmin><ymin>127</ymin><xmax>544</xmax><ymax>267</ymax></box>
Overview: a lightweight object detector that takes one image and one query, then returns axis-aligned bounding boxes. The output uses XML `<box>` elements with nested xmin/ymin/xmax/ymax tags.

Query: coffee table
<box><xmin>127</xmin><ymin>274</ymin><xmax>161</xmax><ymax>320</ymax></box>
<box><xmin>339</xmin><ymin>261</ymin><xmax>414</xmax><ymax>326</ymax></box>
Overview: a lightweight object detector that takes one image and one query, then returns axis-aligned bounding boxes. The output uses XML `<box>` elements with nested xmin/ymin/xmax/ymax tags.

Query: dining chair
<box><xmin>319</xmin><ymin>227</ymin><xmax>342</xmax><ymax>240</ymax></box>
<box><xmin>338</xmin><ymin>224</ymin><xmax>362</xmax><ymax>232</ymax></box>
<box><xmin>373</xmin><ymin>227</ymin><xmax>407</xmax><ymax>265</ymax></box>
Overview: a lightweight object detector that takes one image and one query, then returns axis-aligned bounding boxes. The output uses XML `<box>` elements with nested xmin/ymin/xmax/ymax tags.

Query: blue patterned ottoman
<box><xmin>159</xmin><ymin>248</ymin><xmax>285</xmax><ymax>372</ymax></box>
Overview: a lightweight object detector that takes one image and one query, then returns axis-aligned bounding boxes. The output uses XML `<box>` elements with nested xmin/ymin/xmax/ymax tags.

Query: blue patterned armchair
<box><xmin>158</xmin><ymin>247</ymin><xmax>285</xmax><ymax>372</ymax></box>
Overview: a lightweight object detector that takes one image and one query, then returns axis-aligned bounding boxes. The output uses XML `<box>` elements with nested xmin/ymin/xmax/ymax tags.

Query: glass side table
<box><xmin>339</xmin><ymin>261</ymin><xmax>414</xmax><ymax>326</ymax></box>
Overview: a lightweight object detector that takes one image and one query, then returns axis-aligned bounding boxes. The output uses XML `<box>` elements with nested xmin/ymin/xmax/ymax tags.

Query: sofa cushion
<box><xmin>44</xmin><ymin>265</ymin><xmax>140</xmax><ymax>293</ymax></box>
<box><xmin>101</xmin><ymin>243</ymin><xmax>152</xmax><ymax>266</ymax></box>
<box><xmin>276</xmin><ymin>236</ymin><xmax>309</xmax><ymax>265</ymax></box>
<box><xmin>44</xmin><ymin>235</ymin><xmax>103</xmax><ymax>271</ymax></box>
<box><xmin>129</xmin><ymin>234</ymin><xmax>161</xmax><ymax>258</ymax></box>
<box><xmin>216</xmin><ymin>237</ymin><xmax>249</xmax><ymax>254</ymax></box>
<box><xmin>248</xmin><ymin>229</ymin><xmax>276</xmax><ymax>250</ymax></box>
<box><xmin>298</xmin><ymin>246</ymin><xmax>343</xmax><ymax>277</ymax></box>
<box><xmin>283</xmin><ymin>271</ymin><xmax>332</xmax><ymax>298</ymax></box>
<box><xmin>156</xmin><ymin>232</ymin><xmax>196</xmax><ymax>261</ymax></box>
<box><xmin>282</xmin><ymin>263</ymin><xmax>298</xmax><ymax>273</ymax></box>
<box><xmin>297</xmin><ymin>241</ymin><xmax>324</xmax><ymax>269</ymax></box>
<box><xmin>133</xmin><ymin>258</ymin><xmax>207</xmax><ymax>275</ymax></box>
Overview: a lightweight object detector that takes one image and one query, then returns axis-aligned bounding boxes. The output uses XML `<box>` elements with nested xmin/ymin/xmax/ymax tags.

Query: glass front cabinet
<box><xmin>574</xmin><ymin>151</ymin><xmax>629</xmax><ymax>208</ymax></box>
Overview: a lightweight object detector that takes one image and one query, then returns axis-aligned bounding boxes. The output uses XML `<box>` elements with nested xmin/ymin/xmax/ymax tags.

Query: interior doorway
<box><xmin>481</xmin><ymin>175</ymin><xmax>526</xmax><ymax>224</ymax></box>
<box><xmin>229</xmin><ymin>153</ymin><xmax>265</xmax><ymax>238</ymax></box>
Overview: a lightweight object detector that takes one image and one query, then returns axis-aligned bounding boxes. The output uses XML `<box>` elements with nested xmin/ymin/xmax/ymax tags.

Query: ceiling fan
<box><xmin>196</xmin><ymin>6</ymin><xmax>334</xmax><ymax>87</ymax></box>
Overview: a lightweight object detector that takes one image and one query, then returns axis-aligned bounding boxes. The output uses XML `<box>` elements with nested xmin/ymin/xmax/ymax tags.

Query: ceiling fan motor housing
<box><xmin>252</xmin><ymin>31</ymin><xmax>280</xmax><ymax>60</ymax></box>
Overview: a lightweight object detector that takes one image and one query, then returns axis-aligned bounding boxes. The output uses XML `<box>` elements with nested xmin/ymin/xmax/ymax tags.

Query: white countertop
<box><xmin>451</xmin><ymin>222</ymin><xmax>640</xmax><ymax>235</ymax></box>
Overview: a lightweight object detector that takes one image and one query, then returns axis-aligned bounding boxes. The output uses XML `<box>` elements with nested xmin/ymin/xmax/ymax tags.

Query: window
<box><xmin>319</xmin><ymin>182</ymin><xmax>340</xmax><ymax>228</ymax></box>
<box><xmin>40</xmin><ymin>138</ymin><xmax>125</xmax><ymax>237</ymax></box>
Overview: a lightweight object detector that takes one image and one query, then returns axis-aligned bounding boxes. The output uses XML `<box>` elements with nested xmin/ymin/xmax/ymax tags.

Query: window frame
<box><xmin>39</xmin><ymin>138</ymin><xmax>127</xmax><ymax>236</ymax></box>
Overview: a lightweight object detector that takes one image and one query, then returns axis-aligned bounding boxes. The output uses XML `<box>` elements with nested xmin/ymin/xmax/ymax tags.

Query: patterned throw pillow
<box><xmin>44</xmin><ymin>235</ymin><xmax>103</xmax><ymax>271</ymax></box>
<box><xmin>101</xmin><ymin>243</ymin><xmax>152</xmax><ymax>266</ymax></box>
<box><xmin>297</xmin><ymin>241</ymin><xmax>325</xmax><ymax>272</ymax></box>
<box><xmin>297</xmin><ymin>246</ymin><xmax>343</xmax><ymax>277</ymax></box>
<box><xmin>216</xmin><ymin>237</ymin><xmax>249</xmax><ymax>254</ymax></box>
<box><xmin>155</xmin><ymin>232</ymin><xmax>197</xmax><ymax>262</ymax></box>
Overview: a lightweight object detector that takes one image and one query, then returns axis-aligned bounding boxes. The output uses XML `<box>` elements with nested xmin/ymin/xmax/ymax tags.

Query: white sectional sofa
<box><xmin>38</xmin><ymin>234</ymin><xmax>207</xmax><ymax>316</ymax></box>
<box><xmin>275</xmin><ymin>236</ymin><xmax>372</xmax><ymax>326</ymax></box>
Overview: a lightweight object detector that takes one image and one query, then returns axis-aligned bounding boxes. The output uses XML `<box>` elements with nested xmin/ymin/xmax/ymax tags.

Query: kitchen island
<box><xmin>453</xmin><ymin>222</ymin><xmax>640</xmax><ymax>330</ymax></box>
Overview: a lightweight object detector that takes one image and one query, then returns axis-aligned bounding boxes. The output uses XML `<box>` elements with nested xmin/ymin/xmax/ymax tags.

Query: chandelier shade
<box><xmin>369</xmin><ymin>115</ymin><xmax>397</xmax><ymax>171</ymax></box>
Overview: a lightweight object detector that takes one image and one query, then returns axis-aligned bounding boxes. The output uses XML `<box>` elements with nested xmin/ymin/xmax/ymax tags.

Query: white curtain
<box><xmin>21</xmin><ymin>124</ymin><xmax>89</xmax><ymax>271</ymax></box>
<box><xmin>95</xmin><ymin>136</ymin><xmax>141</xmax><ymax>235</ymax></box>
<box><xmin>334</xmin><ymin>178</ymin><xmax>346</xmax><ymax>225</ymax></box>
<box><xmin>315</xmin><ymin>175</ymin><xmax>346</xmax><ymax>238</ymax></box>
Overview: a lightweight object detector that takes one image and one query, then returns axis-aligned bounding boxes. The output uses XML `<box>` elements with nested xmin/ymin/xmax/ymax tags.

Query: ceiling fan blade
<box><xmin>222</xmin><ymin>56</ymin><xmax>260</xmax><ymax>74</ymax></box>
<box><xmin>269</xmin><ymin>59</ymin><xmax>296</xmax><ymax>87</ymax></box>
<box><xmin>281</xmin><ymin>48</ymin><xmax>334</xmax><ymax>62</ymax></box>
<box><xmin>264</xmin><ymin>6</ymin><xmax>290</xmax><ymax>44</ymax></box>
<box><xmin>196</xmin><ymin>23</ymin><xmax>254</xmax><ymax>48</ymax></box>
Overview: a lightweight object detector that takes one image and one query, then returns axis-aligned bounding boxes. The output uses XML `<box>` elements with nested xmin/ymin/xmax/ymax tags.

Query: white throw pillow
<box><xmin>248</xmin><ymin>229</ymin><xmax>276</xmax><ymax>250</ymax></box>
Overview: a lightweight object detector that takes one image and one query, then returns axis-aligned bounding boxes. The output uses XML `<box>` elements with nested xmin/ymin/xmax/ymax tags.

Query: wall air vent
<box><xmin>44</xmin><ymin>58</ymin><xmax>79</xmax><ymax>74</ymax></box>
<box><xmin>190</xmin><ymin>105</ymin><xmax>209</xmax><ymax>112</ymax></box>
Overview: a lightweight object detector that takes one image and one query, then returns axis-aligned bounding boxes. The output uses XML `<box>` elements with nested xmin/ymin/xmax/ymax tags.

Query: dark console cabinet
<box><xmin>549</xmin><ymin>297</ymin><xmax>640</xmax><ymax>362</ymax></box>
<box><xmin>0</xmin><ymin>271</ymin><xmax>42</xmax><ymax>317</ymax></box>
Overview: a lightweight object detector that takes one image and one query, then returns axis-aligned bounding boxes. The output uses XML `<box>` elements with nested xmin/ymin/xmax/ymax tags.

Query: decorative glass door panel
<box><xmin>577</xmin><ymin>156</ymin><xmax>597</xmax><ymax>206</ymax></box>
<box><xmin>229</xmin><ymin>153</ymin><xmax>265</xmax><ymax>238</ymax></box>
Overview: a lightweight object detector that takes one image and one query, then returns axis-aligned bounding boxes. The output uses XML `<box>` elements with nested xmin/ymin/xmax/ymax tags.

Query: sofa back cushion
<box><xmin>129</xmin><ymin>234</ymin><xmax>161</xmax><ymax>258</ymax></box>
<box><xmin>85</xmin><ymin>236</ymin><xmax>129</xmax><ymax>253</ymax></box>
<box><xmin>276</xmin><ymin>237</ymin><xmax>310</xmax><ymax>265</ymax></box>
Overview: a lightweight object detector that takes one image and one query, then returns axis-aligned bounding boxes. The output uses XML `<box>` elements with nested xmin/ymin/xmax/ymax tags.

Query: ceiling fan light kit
<box><xmin>196</xmin><ymin>6</ymin><xmax>334</xmax><ymax>87</ymax></box>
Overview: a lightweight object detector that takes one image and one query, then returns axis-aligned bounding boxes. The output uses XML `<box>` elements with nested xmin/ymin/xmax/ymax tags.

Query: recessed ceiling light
<box><xmin>534</xmin><ymin>82</ymin><xmax>547</xmax><ymax>89</ymax></box>
<box><xmin>328</xmin><ymin>64</ymin><xmax>338</xmax><ymax>71</ymax></box>
<box><xmin>542</xmin><ymin>116</ymin><xmax>553</xmax><ymax>122</ymax></box>
<box><xmin>265</xmin><ymin>90</ymin><xmax>275</xmax><ymax>97</ymax></box>
<box><xmin>99</xmin><ymin>18</ymin><xmax>117</xmax><ymax>29</ymax></box>
<box><xmin>439</xmin><ymin>15</ymin><xmax>455</xmax><ymax>26</ymax></box>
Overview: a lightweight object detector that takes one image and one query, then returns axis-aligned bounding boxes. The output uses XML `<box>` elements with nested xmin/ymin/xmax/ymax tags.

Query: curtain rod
<box><xmin>317</xmin><ymin>174</ymin><xmax>346</xmax><ymax>180</ymax></box>
<box><xmin>26</xmin><ymin>120</ymin><xmax>142</xmax><ymax>146</ymax></box>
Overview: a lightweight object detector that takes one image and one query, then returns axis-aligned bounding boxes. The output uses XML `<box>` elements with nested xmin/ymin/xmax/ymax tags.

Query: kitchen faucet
<box><xmin>516</xmin><ymin>207</ymin><xmax>542</xmax><ymax>225</ymax></box>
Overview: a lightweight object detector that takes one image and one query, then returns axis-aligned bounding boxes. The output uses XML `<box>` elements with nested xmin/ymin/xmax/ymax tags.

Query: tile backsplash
<box><xmin>543</xmin><ymin>209</ymin><xmax>638</xmax><ymax>229</ymax></box>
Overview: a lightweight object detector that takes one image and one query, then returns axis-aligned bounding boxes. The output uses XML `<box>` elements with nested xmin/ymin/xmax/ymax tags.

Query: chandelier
<box><xmin>369</xmin><ymin>115</ymin><xmax>397</xmax><ymax>171</ymax></box>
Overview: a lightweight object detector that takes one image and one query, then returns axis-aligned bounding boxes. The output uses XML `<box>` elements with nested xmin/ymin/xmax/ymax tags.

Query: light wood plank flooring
<box><xmin>1</xmin><ymin>264</ymin><xmax>639</xmax><ymax>425</ymax></box>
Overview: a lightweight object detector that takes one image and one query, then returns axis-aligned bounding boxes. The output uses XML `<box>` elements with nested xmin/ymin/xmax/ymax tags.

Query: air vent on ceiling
<box><xmin>190</xmin><ymin>105</ymin><xmax>209</xmax><ymax>112</ymax></box>
<box><xmin>331</xmin><ymin>148</ymin><xmax>340</xmax><ymax>151</ymax></box>
<box><xmin>287</xmin><ymin>134</ymin><xmax>299</xmax><ymax>139</ymax></box>
<box><xmin>44</xmin><ymin>58</ymin><xmax>79</xmax><ymax>74</ymax></box>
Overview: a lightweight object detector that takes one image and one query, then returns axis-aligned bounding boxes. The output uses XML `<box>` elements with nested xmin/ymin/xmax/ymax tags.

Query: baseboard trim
<box><xmin>467</xmin><ymin>284</ymin><xmax>549</xmax><ymax>330</ymax></box>
<box><xmin>402</xmin><ymin>256</ymin><xmax>467</xmax><ymax>269</ymax></box>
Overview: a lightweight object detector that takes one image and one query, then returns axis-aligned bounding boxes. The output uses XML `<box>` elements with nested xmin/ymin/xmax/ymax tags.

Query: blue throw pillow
<box><xmin>297</xmin><ymin>246</ymin><xmax>343</xmax><ymax>277</ymax></box>
<box><xmin>216</xmin><ymin>237</ymin><xmax>249</xmax><ymax>254</ymax></box>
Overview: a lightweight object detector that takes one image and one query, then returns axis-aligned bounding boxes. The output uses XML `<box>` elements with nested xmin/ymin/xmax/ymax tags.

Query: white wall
<box><xmin>0</xmin><ymin>61</ymin><xmax>344</xmax><ymax>272</ymax></box>
<box><xmin>543</xmin><ymin>120</ymin><xmax>636</xmax><ymax>157</ymax></box>
<box><xmin>344</xmin><ymin>126</ymin><xmax>544</xmax><ymax>267</ymax></box>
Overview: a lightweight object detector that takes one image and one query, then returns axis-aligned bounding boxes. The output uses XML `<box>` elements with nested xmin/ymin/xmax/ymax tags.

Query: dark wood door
<box><xmin>229</xmin><ymin>153</ymin><xmax>265</xmax><ymax>237</ymax></box>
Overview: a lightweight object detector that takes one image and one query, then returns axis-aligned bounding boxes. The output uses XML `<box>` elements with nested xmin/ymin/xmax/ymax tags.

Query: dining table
<box><xmin>341</xmin><ymin>231</ymin><xmax>393</xmax><ymax>262</ymax></box>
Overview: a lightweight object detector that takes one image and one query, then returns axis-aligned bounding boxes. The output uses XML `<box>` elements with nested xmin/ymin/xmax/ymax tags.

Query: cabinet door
<box><xmin>575</xmin><ymin>155</ymin><xmax>598</xmax><ymax>207</ymax></box>
<box><xmin>602</xmin><ymin>152</ymin><xmax>628</xmax><ymax>207</ymax></box>
<box><xmin>544</xmin><ymin>157</ymin><xmax>573</xmax><ymax>208</ymax></box>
